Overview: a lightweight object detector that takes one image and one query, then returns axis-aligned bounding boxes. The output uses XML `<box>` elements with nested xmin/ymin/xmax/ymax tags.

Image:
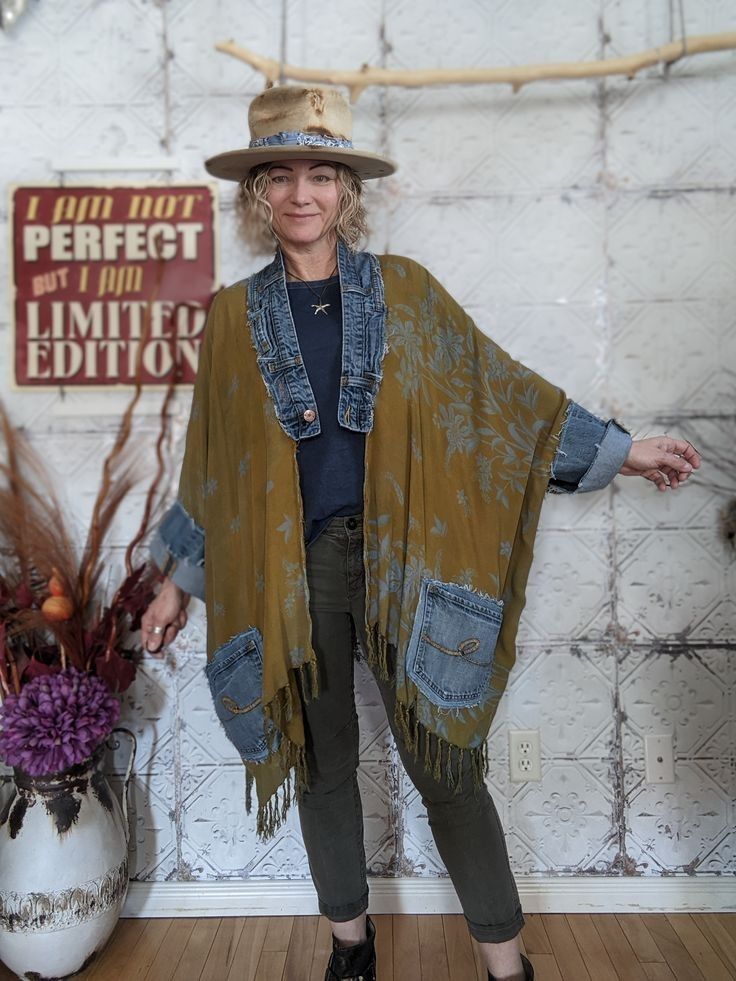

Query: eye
<box><xmin>312</xmin><ymin>173</ymin><xmax>335</xmax><ymax>183</ymax></box>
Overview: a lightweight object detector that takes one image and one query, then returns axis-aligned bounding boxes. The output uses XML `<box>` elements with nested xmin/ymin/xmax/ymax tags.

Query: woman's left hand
<box><xmin>619</xmin><ymin>436</ymin><xmax>701</xmax><ymax>491</ymax></box>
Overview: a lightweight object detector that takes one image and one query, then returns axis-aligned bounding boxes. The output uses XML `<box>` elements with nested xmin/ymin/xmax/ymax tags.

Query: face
<box><xmin>264</xmin><ymin>159</ymin><xmax>341</xmax><ymax>252</ymax></box>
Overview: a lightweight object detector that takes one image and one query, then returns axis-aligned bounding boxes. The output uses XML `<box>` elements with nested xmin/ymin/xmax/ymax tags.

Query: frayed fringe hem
<box><xmin>394</xmin><ymin>698</ymin><xmax>489</xmax><ymax>794</ymax></box>
<box><xmin>247</xmin><ymin>739</ymin><xmax>309</xmax><ymax>840</ymax></box>
<box><xmin>256</xmin><ymin>771</ymin><xmax>295</xmax><ymax>839</ymax></box>
<box><xmin>246</xmin><ymin>658</ymin><xmax>319</xmax><ymax>839</ymax></box>
<box><xmin>297</xmin><ymin>657</ymin><xmax>319</xmax><ymax>702</ymax></box>
<box><xmin>363</xmin><ymin>623</ymin><xmax>392</xmax><ymax>683</ymax></box>
<box><xmin>265</xmin><ymin>657</ymin><xmax>320</xmax><ymax>732</ymax></box>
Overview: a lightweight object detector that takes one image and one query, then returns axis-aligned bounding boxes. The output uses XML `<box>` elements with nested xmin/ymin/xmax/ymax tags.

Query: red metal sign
<box><xmin>11</xmin><ymin>185</ymin><xmax>218</xmax><ymax>386</ymax></box>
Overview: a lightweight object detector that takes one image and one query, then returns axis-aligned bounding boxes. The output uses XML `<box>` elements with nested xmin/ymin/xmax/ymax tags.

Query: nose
<box><xmin>289</xmin><ymin>177</ymin><xmax>314</xmax><ymax>205</ymax></box>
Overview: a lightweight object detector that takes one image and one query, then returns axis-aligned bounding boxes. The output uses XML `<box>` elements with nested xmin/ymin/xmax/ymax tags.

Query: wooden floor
<box><xmin>1</xmin><ymin>913</ymin><xmax>734</xmax><ymax>980</ymax></box>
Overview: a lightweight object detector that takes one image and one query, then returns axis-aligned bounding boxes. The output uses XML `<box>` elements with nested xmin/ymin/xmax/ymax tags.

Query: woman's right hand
<box><xmin>141</xmin><ymin>578</ymin><xmax>190</xmax><ymax>656</ymax></box>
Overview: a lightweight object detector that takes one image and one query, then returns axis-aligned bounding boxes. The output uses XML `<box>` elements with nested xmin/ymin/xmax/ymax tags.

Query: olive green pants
<box><xmin>297</xmin><ymin>515</ymin><xmax>524</xmax><ymax>944</ymax></box>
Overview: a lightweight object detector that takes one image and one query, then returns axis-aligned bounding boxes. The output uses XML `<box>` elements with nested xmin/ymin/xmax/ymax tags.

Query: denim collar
<box><xmin>247</xmin><ymin>241</ymin><xmax>386</xmax><ymax>441</ymax></box>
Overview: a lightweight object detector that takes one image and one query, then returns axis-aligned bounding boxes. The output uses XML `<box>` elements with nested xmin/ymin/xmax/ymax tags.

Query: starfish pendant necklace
<box><xmin>285</xmin><ymin>263</ymin><xmax>338</xmax><ymax>315</ymax></box>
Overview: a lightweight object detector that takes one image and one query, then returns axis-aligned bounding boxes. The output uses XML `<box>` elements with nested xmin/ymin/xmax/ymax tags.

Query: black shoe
<box><xmin>324</xmin><ymin>915</ymin><xmax>376</xmax><ymax>981</ymax></box>
<box><xmin>488</xmin><ymin>952</ymin><xmax>535</xmax><ymax>980</ymax></box>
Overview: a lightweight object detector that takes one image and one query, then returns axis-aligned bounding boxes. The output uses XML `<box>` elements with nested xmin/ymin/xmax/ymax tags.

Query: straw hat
<box><xmin>205</xmin><ymin>85</ymin><xmax>396</xmax><ymax>182</ymax></box>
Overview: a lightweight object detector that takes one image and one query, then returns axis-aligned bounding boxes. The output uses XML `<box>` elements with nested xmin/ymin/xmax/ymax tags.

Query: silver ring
<box><xmin>151</xmin><ymin>625</ymin><xmax>165</xmax><ymax>635</ymax></box>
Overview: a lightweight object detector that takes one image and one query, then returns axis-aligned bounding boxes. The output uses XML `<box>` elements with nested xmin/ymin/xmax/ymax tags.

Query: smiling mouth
<box><xmin>285</xmin><ymin>213</ymin><xmax>319</xmax><ymax>219</ymax></box>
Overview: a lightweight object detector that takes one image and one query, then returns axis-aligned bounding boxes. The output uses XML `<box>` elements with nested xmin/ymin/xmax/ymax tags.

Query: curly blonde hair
<box><xmin>237</xmin><ymin>162</ymin><xmax>367</xmax><ymax>254</ymax></box>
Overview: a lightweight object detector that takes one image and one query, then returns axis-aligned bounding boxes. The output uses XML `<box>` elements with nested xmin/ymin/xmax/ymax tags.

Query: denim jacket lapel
<box><xmin>247</xmin><ymin>242</ymin><xmax>386</xmax><ymax>441</ymax></box>
<box><xmin>336</xmin><ymin>240</ymin><xmax>387</xmax><ymax>432</ymax></box>
<box><xmin>247</xmin><ymin>250</ymin><xmax>318</xmax><ymax>441</ymax></box>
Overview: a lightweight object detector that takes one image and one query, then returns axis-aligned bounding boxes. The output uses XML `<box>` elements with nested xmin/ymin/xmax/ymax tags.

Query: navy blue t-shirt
<box><xmin>287</xmin><ymin>276</ymin><xmax>365</xmax><ymax>544</ymax></box>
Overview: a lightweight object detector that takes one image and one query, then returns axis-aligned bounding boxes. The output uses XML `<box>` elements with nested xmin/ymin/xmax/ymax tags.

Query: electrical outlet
<box><xmin>509</xmin><ymin>729</ymin><xmax>541</xmax><ymax>782</ymax></box>
<box><xmin>644</xmin><ymin>734</ymin><xmax>675</xmax><ymax>783</ymax></box>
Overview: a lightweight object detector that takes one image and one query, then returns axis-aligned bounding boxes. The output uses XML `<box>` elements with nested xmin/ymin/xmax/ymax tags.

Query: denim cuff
<box><xmin>550</xmin><ymin>402</ymin><xmax>632</xmax><ymax>495</ymax></box>
<box><xmin>149</xmin><ymin>499</ymin><xmax>206</xmax><ymax>599</ymax></box>
<box><xmin>576</xmin><ymin>419</ymin><xmax>632</xmax><ymax>493</ymax></box>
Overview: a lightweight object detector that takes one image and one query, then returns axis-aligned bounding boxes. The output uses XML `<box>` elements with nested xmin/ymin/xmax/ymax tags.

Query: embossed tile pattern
<box><xmin>0</xmin><ymin>0</ymin><xmax>733</xmax><ymax>889</ymax></box>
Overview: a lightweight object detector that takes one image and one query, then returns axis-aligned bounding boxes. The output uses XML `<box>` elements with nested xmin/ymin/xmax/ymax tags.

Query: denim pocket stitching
<box><xmin>221</xmin><ymin>693</ymin><xmax>262</xmax><ymax>715</ymax></box>
<box><xmin>205</xmin><ymin>635</ymin><xmax>259</xmax><ymax>679</ymax></box>
<box><xmin>419</xmin><ymin>632</ymin><xmax>485</xmax><ymax>664</ymax></box>
<box><xmin>406</xmin><ymin>579</ymin><xmax>504</xmax><ymax>709</ymax></box>
<box><xmin>205</xmin><ymin>628</ymin><xmax>273</xmax><ymax>761</ymax></box>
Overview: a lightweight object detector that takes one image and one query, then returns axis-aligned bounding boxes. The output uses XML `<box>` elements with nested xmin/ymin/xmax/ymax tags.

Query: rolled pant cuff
<box><xmin>318</xmin><ymin>889</ymin><xmax>370</xmax><ymax>922</ymax></box>
<box><xmin>467</xmin><ymin>908</ymin><xmax>525</xmax><ymax>944</ymax></box>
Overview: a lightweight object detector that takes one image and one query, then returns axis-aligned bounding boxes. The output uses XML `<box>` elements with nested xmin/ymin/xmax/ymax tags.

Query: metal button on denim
<box><xmin>303</xmin><ymin>408</ymin><xmax>316</xmax><ymax>422</ymax></box>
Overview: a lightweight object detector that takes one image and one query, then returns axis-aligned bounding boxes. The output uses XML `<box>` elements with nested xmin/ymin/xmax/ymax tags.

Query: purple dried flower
<box><xmin>0</xmin><ymin>667</ymin><xmax>120</xmax><ymax>777</ymax></box>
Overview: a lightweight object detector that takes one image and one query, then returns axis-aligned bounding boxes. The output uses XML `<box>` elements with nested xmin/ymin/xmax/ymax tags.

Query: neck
<box><xmin>280</xmin><ymin>239</ymin><xmax>338</xmax><ymax>282</ymax></box>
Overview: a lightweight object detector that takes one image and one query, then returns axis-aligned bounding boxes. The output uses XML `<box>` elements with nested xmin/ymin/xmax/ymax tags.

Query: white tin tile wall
<box><xmin>0</xmin><ymin>0</ymin><xmax>734</xmax><ymax>890</ymax></box>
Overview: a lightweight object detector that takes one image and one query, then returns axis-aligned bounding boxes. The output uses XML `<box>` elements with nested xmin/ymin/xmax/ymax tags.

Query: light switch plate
<box><xmin>644</xmin><ymin>734</ymin><xmax>675</xmax><ymax>784</ymax></box>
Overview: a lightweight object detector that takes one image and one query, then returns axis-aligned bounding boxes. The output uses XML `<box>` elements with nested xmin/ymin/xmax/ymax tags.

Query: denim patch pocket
<box><xmin>406</xmin><ymin>579</ymin><xmax>503</xmax><ymax>710</ymax></box>
<box><xmin>204</xmin><ymin>628</ymin><xmax>275</xmax><ymax>763</ymax></box>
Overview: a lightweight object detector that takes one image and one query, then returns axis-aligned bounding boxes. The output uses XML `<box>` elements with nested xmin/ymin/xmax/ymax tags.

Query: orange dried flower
<box><xmin>41</xmin><ymin>595</ymin><xmax>74</xmax><ymax>622</ymax></box>
<box><xmin>48</xmin><ymin>571</ymin><xmax>66</xmax><ymax>596</ymax></box>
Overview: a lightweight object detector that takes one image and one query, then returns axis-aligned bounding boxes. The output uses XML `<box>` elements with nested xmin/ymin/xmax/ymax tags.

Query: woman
<box><xmin>142</xmin><ymin>86</ymin><xmax>700</xmax><ymax>981</ymax></box>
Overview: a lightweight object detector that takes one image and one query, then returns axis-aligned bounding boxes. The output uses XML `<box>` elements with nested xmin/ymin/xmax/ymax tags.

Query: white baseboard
<box><xmin>123</xmin><ymin>876</ymin><xmax>736</xmax><ymax>918</ymax></box>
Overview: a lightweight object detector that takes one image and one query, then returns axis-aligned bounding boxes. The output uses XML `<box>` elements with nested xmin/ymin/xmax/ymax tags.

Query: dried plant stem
<box><xmin>78</xmin><ymin>255</ymin><xmax>168</xmax><ymax>609</ymax></box>
<box><xmin>0</xmin><ymin>640</ymin><xmax>11</xmax><ymax>699</ymax></box>
<box><xmin>103</xmin><ymin>621</ymin><xmax>117</xmax><ymax>663</ymax></box>
<box><xmin>123</xmin><ymin>308</ymin><xmax>184</xmax><ymax>576</ymax></box>
<box><xmin>0</xmin><ymin>414</ymin><xmax>28</xmax><ymax>583</ymax></box>
<box><xmin>4</xmin><ymin>643</ymin><xmax>21</xmax><ymax>697</ymax></box>
<box><xmin>216</xmin><ymin>31</ymin><xmax>736</xmax><ymax>102</ymax></box>
<box><xmin>0</xmin><ymin>623</ymin><xmax>8</xmax><ymax>698</ymax></box>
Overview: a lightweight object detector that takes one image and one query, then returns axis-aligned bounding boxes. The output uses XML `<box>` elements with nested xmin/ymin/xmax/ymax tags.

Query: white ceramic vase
<box><xmin>0</xmin><ymin>728</ymin><xmax>136</xmax><ymax>980</ymax></box>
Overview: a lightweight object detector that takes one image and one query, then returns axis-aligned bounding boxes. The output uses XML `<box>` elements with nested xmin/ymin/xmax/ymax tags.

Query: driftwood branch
<box><xmin>216</xmin><ymin>31</ymin><xmax>736</xmax><ymax>102</ymax></box>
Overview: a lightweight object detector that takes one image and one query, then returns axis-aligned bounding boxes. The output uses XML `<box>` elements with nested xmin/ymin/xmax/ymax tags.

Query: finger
<box><xmin>657</xmin><ymin>451</ymin><xmax>694</xmax><ymax>475</ymax></box>
<box><xmin>145</xmin><ymin>624</ymin><xmax>169</xmax><ymax>656</ymax></box>
<box><xmin>163</xmin><ymin>623</ymin><xmax>179</xmax><ymax>648</ymax></box>
<box><xmin>685</xmin><ymin>441</ymin><xmax>702</xmax><ymax>468</ymax></box>
<box><xmin>665</xmin><ymin>438</ymin><xmax>702</xmax><ymax>469</ymax></box>
<box><xmin>644</xmin><ymin>469</ymin><xmax>670</xmax><ymax>491</ymax></box>
<box><xmin>658</xmin><ymin>466</ymin><xmax>682</xmax><ymax>489</ymax></box>
<box><xmin>665</xmin><ymin>465</ymin><xmax>695</xmax><ymax>489</ymax></box>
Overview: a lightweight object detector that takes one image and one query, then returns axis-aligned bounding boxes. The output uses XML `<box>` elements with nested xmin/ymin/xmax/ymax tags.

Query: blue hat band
<box><xmin>249</xmin><ymin>130</ymin><xmax>354</xmax><ymax>150</ymax></box>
